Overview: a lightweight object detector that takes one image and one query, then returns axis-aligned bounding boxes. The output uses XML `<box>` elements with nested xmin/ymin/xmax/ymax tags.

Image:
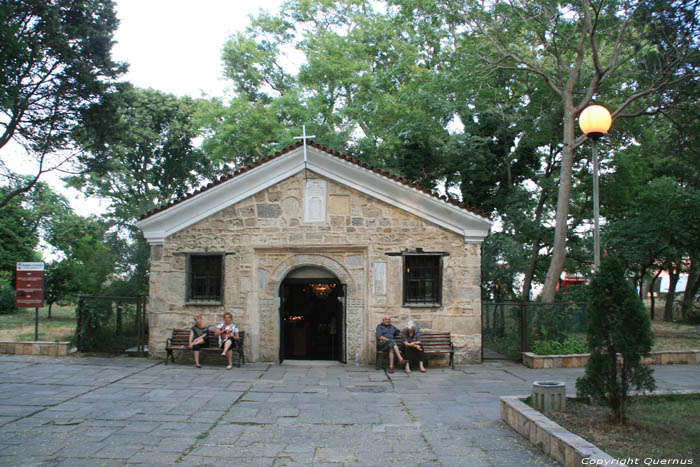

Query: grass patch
<box><xmin>0</xmin><ymin>305</ymin><xmax>76</xmax><ymax>342</ymax></box>
<box><xmin>545</xmin><ymin>394</ymin><xmax>700</xmax><ymax>461</ymax></box>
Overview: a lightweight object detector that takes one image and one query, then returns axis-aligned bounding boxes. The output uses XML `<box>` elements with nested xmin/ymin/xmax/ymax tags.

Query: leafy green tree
<box><xmin>458</xmin><ymin>0</ymin><xmax>700</xmax><ymax>302</ymax></box>
<box><xmin>44</xmin><ymin>260</ymin><xmax>78</xmax><ymax>318</ymax></box>
<box><xmin>0</xmin><ymin>193</ymin><xmax>39</xmax><ymax>278</ymax></box>
<box><xmin>70</xmin><ymin>86</ymin><xmax>209</xmax><ymax>223</ymax></box>
<box><xmin>0</xmin><ymin>0</ymin><xmax>124</xmax><ymax>208</ymax></box>
<box><xmin>576</xmin><ymin>256</ymin><xmax>655</xmax><ymax>424</ymax></box>
<box><xmin>0</xmin><ymin>180</ymin><xmax>71</xmax><ymax>279</ymax></box>
<box><xmin>46</xmin><ymin>213</ymin><xmax>115</xmax><ymax>295</ymax></box>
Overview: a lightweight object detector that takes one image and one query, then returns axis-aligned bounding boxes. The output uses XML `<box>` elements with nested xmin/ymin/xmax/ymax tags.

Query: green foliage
<box><xmin>46</xmin><ymin>214</ymin><xmax>116</xmax><ymax>296</ymax></box>
<box><xmin>0</xmin><ymin>0</ymin><xmax>124</xmax><ymax>207</ymax></box>
<box><xmin>71</xmin><ymin>86</ymin><xmax>209</xmax><ymax>223</ymax></box>
<box><xmin>576</xmin><ymin>257</ymin><xmax>656</xmax><ymax>424</ymax></box>
<box><xmin>0</xmin><ymin>190</ymin><xmax>39</xmax><ymax>277</ymax></box>
<box><xmin>0</xmin><ymin>282</ymin><xmax>17</xmax><ymax>315</ymax></box>
<box><xmin>75</xmin><ymin>299</ymin><xmax>143</xmax><ymax>352</ymax></box>
<box><xmin>75</xmin><ymin>300</ymin><xmax>113</xmax><ymax>352</ymax></box>
<box><xmin>532</xmin><ymin>334</ymin><xmax>588</xmax><ymax>355</ymax></box>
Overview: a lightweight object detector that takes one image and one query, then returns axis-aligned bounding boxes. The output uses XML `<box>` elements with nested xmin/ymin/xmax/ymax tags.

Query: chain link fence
<box><xmin>482</xmin><ymin>302</ymin><xmax>589</xmax><ymax>360</ymax></box>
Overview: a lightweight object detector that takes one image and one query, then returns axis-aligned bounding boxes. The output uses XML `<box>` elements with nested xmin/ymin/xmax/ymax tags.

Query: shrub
<box><xmin>0</xmin><ymin>283</ymin><xmax>17</xmax><ymax>315</ymax></box>
<box><xmin>532</xmin><ymin>334</ymin><xmax>588</xmax><ymax>355</ymax></box>
<box><xmin>576</xmin><ymin>257</ymin><xmax>656</xmax><ymax>424</ymax></box>
<box><xmin>74</xmin><ymin>299</ymin><xmax>114</xmax><ymax>351</ymax></box>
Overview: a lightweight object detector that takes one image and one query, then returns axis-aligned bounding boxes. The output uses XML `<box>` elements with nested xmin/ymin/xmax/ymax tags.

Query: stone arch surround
<box><xmin>257</xmin><ymin>252</ymin><xmax>364</xmax><ymax>363</ymax></box>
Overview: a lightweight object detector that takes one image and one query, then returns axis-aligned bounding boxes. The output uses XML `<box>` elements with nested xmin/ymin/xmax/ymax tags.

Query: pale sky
<box><xmin>112</xmin><ymin>0</ymin><xmax>285</xmax><ymax>99</ymax></box>
<box><xmin>8</xmin><ymin>0</ymin><xmax>285</xmax><ymax>217</ymax></box>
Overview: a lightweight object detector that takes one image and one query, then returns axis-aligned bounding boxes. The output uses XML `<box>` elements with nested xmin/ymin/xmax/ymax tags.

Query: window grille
<box><xmin>403</xmin><ymin>255</ymin><xmax>442</xmax><ymax>305</ymax></box>
<box><xmin>188</xmin><ymin>255</ymin><xmax>223</xmax><ymax>302</ymax></box>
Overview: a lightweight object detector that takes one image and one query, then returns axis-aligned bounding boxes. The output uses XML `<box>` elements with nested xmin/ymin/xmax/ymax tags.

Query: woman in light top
<box><xmin>214</xmin><ymin>311</ymin><xmax>239</xmax><ymax>370</ymax></box>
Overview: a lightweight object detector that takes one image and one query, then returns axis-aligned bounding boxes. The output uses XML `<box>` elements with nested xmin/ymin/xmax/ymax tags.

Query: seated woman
<box><xmin>188</xmin><ymin>314</ymin><xmax>209</xmax><ymax>368</ymax></box>
<box><xmin>215</xmin><ymin>312</ymin><xmax>240</xmax><ymax>370</ymax></box>
<box><xmin>401</xmin><ymin>320</ymin><xmax>426</xmax><ymax>374</ymax></box>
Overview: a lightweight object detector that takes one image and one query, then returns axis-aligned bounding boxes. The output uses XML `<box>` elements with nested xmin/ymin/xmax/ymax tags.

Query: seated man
<box><xmin>376</xmin><ymin>315</ymin><xmax>405</xmax><ymax>373</ymax></box>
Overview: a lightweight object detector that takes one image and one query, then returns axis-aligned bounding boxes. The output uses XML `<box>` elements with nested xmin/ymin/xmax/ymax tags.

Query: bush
<box><xmin>0</xmin><ymin>283</ymin><xmax>17</xmax><ymax>315</ymax></box>
<box><xmin>532</xmin><ymin>334</ymin><xmax>588</xmax><ymax>355</ymax></box>
<box><xmin>576</xmin><ymin>257</ymin><xmax>656</xmax><ymax>424</ymax></box>
<box><xmin>74</xmin><ymin>299</ymin><xmax>114</xmax><ymax>351</ymax></box>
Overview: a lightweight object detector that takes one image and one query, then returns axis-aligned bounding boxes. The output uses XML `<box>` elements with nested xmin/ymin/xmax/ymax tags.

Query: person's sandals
<box><xmin>419</xmin><ymin>368</ymin><xmax>426</xmax><ymax>373</ymax></box>
<box><xmin>226</xmin><ymin>365</ymin><xmax>232</xmax><ymax>370</ymax></box>
<box><xmin>388</xmin><ymin>368</ymin><xmax>395</xmax><ymax>373</ymax></box>
<box><xmin>405</xmin><ymin>367</ymin><xmax>411</xmax><ymax>374</ymax></box>
<box><xmin>195</xmin><ymin>365</ymin><xmax>201</xmax><ymax>368</ymax></box>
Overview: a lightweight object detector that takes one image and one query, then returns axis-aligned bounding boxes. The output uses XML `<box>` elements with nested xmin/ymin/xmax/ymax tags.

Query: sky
<box><xmin>7</xmin><ymin>0</ymin><xmax>285</xmax><ymax>217</ymax></box>
<box><xmin>111</xmin><ymin>0</ymin><xmax>285</xmax><ymax>100</ymax></box>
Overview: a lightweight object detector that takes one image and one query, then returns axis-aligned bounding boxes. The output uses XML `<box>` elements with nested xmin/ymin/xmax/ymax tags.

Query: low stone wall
<box><xmin>501</xmin><ymin>395</ymin><xmax>621</xmax><ymax>467</ymax></box>
<box><xmin>0</xmin><ymin>341</ymin><xmax>73</xmax><ymax>356</ymax></box>
<box><xmin>522</xmin><ymin>350</ymin><xmax>700</xmax><ymax>369</ymax></box>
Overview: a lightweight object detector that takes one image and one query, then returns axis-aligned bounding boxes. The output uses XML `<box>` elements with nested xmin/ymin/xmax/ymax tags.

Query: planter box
<box><xmin>0</xmin><ymin>341</ymin><xmax>73</xmax><ymax>356</ymax></box>
<box><xmin>502</xmin><ymin>390</ymin><xmax>698</xmax><ymax>467</ymax></box>
<box><xmin>501</xmin><ymin>395</ymin><xmax>618</xmax><ymax>467</ymax></box>
<box><xmin>522</xmin><ymin>350</ymin><xmax>700</xmax><ymax>369</ymax></box>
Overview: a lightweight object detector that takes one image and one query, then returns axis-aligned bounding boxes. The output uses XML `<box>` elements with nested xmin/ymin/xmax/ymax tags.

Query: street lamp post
<box><xmin>579</xmin><ymin>105</ymin><xmax>612</xmax><ymax>270</ymax></box>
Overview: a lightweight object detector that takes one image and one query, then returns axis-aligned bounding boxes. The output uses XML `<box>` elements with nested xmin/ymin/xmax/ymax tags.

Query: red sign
<box><xmin>16</xmin><ymin>262</ymin><xmax>45</xmax><ymax>308</ymax></box>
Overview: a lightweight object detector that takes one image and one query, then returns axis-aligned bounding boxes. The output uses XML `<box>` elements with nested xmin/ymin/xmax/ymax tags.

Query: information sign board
<box><xmin>16</xmin><ymin>262</ymin><xmax>45</xmax><ymax>308</ymax></box>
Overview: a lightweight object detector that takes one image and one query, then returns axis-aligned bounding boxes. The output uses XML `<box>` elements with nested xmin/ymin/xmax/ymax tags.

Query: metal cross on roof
<box><xmin>293</xmin><ymin>125</ymin><xmax>316</xmax><ymax>179</ymax></box>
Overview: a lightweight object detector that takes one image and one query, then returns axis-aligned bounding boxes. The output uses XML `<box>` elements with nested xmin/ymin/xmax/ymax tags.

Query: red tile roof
<box><xmin>138</xmin><ymin>141</ymin><xmax>491</xmax><ymax>221</ymax></box>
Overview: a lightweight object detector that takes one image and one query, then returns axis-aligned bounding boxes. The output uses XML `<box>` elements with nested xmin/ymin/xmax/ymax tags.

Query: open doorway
<box><xmin>279</xmin><ymin>267</ymin><xmax>345</xmax><ymax>362</ymax></box>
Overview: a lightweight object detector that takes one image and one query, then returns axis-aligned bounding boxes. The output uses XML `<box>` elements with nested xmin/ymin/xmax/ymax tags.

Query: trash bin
<box><xmin>532</xmin><ymin>381</ymin><xmax>566</xmax><ymax>412</ymax></box>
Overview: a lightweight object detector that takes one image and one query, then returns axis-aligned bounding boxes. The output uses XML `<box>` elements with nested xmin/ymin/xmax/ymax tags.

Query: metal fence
<box><xmin>482</xmin><ymin>302</ymin><xmax>589</xmax><ymax>361</ymax></box>
<box><xmin>75</xmin><ymin>295</ymin><xmax>147</xmax><ymax>354</ymax></box>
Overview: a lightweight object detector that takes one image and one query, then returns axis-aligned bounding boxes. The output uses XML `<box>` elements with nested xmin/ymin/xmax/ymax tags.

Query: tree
<box><xmin>45</xmin><ymin>213</ymin><xmax>116</xmax><ymax>295</ymax></box>
<box><xmin>576</xmin><ymin>256</ymin><xmax>655</xmax><ymax>424</ymax></box>
<box><xmin>0</xmin><ymin>179</ymin><xmax>71</xmax><ymax>279</ymax></box>
<box><xmin>70</xmin><ymin>86</ymin><xmax>209</xmax><ymax>223</ymax></box>
<box><xmin>459</xmin><ymin>0</ymin><xmax>700</xmax><ymax>302</ymax></box>
<box><xmin>0</xmin><ymin>0</ymin><xmax>124</xmax><ymax>208</ymax></box>
<box><xmin>44</xmin><ymin>260</ymin><xmax>77</xmax><ymax>318</ymax></box>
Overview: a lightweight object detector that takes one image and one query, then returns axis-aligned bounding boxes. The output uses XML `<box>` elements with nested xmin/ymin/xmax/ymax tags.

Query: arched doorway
<box><xmin>279</xmin><ymin>266</ymin><xmax>345</xmax><ymax>362</ymax></box>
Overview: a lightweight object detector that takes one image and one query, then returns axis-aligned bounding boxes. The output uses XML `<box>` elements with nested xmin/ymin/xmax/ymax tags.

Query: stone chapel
<box><xmin>136</xmin><ymin>141</ymin><xmax>492</xmax><ymax>365</ymax></box>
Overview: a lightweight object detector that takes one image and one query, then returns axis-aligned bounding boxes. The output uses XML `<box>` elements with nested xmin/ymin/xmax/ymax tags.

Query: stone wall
<box><xmin>148</xmin><ymin>171</ymin><xmax>483</xmax><ymax>364</ymax></box>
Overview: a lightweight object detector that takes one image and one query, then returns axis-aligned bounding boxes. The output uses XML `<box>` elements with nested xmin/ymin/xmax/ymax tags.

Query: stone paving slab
<box><xmin>1</xmin><ymin>354</ymin><xmax>699</xmax><ymax>466</ymax></box>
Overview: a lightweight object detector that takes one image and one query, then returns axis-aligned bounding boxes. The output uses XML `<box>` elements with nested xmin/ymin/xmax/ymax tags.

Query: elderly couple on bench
<box><xmin>376</xmin><ymin>315</ymin><xmax>426</xmax><ymax>374</ymax></box>
<box><xmin>188</xmin><ymin>312</ymin><xmax>240</xmax><ymax>369</ymax></box>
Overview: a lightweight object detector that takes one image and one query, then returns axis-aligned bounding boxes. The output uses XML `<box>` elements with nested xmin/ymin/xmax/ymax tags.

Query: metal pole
<box><xmin>34</xmin><ymin>307</ymin><xmax>39</xmax><ymax>340</ymax></box>
<box><xmin>592</xmin><ymin>139</ymin><xmax>601</xmax><ymax>269</ymax></box>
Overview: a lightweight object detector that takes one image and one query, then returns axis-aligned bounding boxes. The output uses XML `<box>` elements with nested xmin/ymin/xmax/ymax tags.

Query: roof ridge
<box><xmin>138</xmin><ymin>140</ymin><xmax>491</xmax><ymax>221</ymax></box>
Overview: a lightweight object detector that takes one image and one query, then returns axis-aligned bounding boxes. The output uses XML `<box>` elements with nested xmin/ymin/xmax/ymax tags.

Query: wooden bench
<box><xmin>165</xmin><ymin>329</ymin><xmax>245</xmax><ymax>367</ymax></box>
<box><xmin>376</xmin><ymin>332</ymin><xmax>454</xmax><ymax>370</ymax></box>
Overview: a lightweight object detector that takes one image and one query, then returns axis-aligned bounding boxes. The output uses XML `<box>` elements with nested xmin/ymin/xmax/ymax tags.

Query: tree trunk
<box><xmin>649</xmin><ymin>269</ymin><xmax>662</xmax><ymax>321</ymax></box>
<box><xmin>541</xmin><ymin>107</ymin><xmax>577</xmax><ymax>303</ymax></box>
<box><xmin>664</xmin><ymin>262</ymin><xmax>680</xmax><ymax>321</ymax></box>
<box><xmin>681</xmin><ymin>257</ymin><xmax>699</xmax><ymax>320</ymax></box>
<box><xmin>48</xmin><ymin>302</ymin><xmax>53</xmax><ymax>319</ymax></box>
<box><xmin>522</xmin><ymin>242</ymin><xmax>540</xmax><ymax>302</ymax></box>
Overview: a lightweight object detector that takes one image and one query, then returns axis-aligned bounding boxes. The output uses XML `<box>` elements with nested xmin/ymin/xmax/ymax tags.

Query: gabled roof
<box><xmin>136</xmin><ymin>141</ymin><xmax>493</xmax><ymax>244</ymax></box>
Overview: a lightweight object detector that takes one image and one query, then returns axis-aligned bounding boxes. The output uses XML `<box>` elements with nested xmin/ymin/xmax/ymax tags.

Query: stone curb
<box><xmin>501</xmin><ymin>390</ymin><xmax>699</xmax><ymax>466</ymax></box>
<box><xmin>522</xmin><ymin>350</ymin><xmax>700</xmax><ymax>369</ymax></box>
<box><xmin>501</xmin><ymin>395</ymin><xmax>621</xmax><ymax>467</ymax></box>
<box><xmin>0</xmin><ymin>340</ymin><xmax>73</xmax><ymax>356</ymax></box>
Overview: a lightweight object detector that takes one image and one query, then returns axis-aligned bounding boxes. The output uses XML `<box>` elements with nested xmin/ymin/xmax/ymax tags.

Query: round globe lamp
<box><xmin>579</xmin><ymin>104</ymin><xmax>612</xmax><ymax>270</ymax></box>
<box><xmin>579</xmin><ymin>105</ymin><xmax>612</xmax><ymax>139</ymax></box>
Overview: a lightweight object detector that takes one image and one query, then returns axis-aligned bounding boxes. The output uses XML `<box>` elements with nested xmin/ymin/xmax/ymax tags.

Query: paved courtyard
<box><xmin>1</xmin><ymin>354</ymin><xmax>699</xmax><ymax>466</ymax></box>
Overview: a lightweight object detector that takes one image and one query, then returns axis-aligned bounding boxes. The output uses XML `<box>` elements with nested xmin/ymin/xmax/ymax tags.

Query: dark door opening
<box><xmin>280</xmin><ymin>278</ymin><xmax>344</xmax><ymax>361</ymax></box>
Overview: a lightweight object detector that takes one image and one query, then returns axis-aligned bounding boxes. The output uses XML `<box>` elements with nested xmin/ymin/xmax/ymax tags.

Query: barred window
<box><xmin>188</xmin><ymin>254</ymin><xmax>223</xmax><ymax>303</ymax></box>
<box><xmin>403</xmin><ymin>254</ymin><xmax>442</xmax><ymax>305</ymax></box>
